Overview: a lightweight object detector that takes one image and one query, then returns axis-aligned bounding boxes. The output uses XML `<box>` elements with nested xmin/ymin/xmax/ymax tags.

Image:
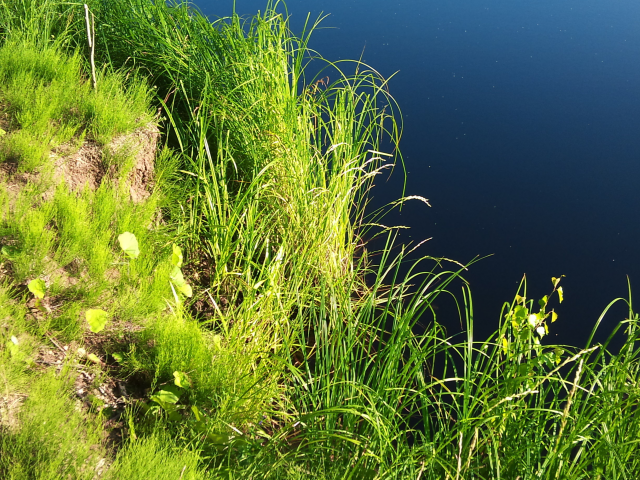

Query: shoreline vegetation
<box><xmin>0</xmin><ymin>1</ymin><xmax>638</xmax><ymax>478</ymax></box>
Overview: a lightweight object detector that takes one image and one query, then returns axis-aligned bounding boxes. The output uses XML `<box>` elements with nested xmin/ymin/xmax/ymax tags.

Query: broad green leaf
<box><xmin>173</xmin><ymin>371</ymin><xmax>192</xmax><ymax>389</ymax></box>
<box><xmin>551</xmin><ymin>311</ymin><xmax>558</xmax><ymax>323</ymax></box>
<box><xmin>118</xmin><ymin>232</ymin><xmax>139</xmax><ymax>259</ymax></box>
<box><xmin>169</xmin><ymin>266</ymin><xmax>186</xmax><ymax>286</ymax></box>
<box><xmin>28</xmin><ymin>279</ymin><xmax>46</xmax><ymax>299</ymax></box>
<box><xmin>206</xmin><ymin>433</ymin><xmax>232</xmax><ymax>445</ymax></box>
<box><xmin>177</xmin><ymin>282</ymin><xmax>192</xmax><ymax>298</ymax></box>
<box><xmin>112</xmin><ymin>352</ymin><xmax>124</xmax><ymax>363</ymax></box>
<box><xmin>86</xmin><ymin>308</ymin><xmax>109</xmax><ymax>333</ymax></box>
<box><xmin>150</xmin><ymin>385</ymin><xmax>181</xmax><ymax>405</ymax></box>
<box><xmin>171</xmin><ymin>244</ymin><xmax>183</xmax><ymax>267</ymax></box>
<box><xmin>557</xmin><ymin>286</ymin><xmax>564</xmax><ymax>303</ymax></box>
<box><xmin>514</xmin><ymin>305</ymin><xmax>527</xmax><ymax>321</ymax></box>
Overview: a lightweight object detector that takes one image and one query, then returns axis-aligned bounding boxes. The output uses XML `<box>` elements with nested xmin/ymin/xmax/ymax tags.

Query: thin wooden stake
<box><xmin>84</xmin><ymin>4</ymin><xmax>97</xmax><ymax>90</ymax></box>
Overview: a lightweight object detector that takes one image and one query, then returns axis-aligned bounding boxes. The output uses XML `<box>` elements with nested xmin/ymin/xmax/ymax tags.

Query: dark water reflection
<box><xmin>194</xmin><ymin>0</ymin><xmax>640</xmax><ymax>347</ymax></box>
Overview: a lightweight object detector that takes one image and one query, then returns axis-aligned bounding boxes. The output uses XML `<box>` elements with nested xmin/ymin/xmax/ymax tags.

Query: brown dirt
<box><xmin>109</xmin><ymin>123</ymin><xmax>159</xmax><ymax>203</ymax></box>
<box><xmin>0</xmin><ymin>123</ymin><xmax>159</xmax><ymax>204</ymax></box>
<box><xmin>30</xmin><ymin>325</ymin><xmax>150</xmax><ymax>454</ymax></box>
<box><xmin>54</xmin><ymin>140</ymin><xmax>106</xmax><ymax>193</ymax></box>
<box><xmin>0</xmin><ymin>393</ymin><xmax>26</xmax><ymax>433</ymax></box>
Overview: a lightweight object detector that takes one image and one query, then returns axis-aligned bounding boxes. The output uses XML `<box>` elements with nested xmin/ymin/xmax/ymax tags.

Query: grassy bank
<box><xmin>0</xmin><ymin>0</ymin><xmax>639</xmax><ymax>478</ymax></box>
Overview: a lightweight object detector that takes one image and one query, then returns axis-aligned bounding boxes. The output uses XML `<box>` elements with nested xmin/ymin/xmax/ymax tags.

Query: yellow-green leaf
<box><xmin>173</xmin><ymin>371</ymin><xmax>192</xmax><ymax>389</ymax></box>
<box><xmin>28</xmin><ymin>279</ymin><xmax>46</xmax><ymax>299</ymax></box>
<box><xmin>557</xmin><ymin>286</ymin><xmax>564</xmax><ymax>303</ymax></box>
<box><xmin>177</xmin><ymin>282</ymin><xmax>192</xmax><ymax>298</ymax></box>
<box><xmin>554</xmin><ymin>347</ymin><xmax>563</xmax><ymax>364</ymax></box>
<box><xmin>171</xmin><ymin>244</ymin><xmax>183</xmax><ymax>268</ymax></box>
<box><xmin>87</xmin><ymin>353</ymin><xmax>102</xmax><ymax>364</ymax></box>
<box><xmin>118</xmin><ymin>232</ymin><xmax>139</xmax><ymax>259</ymax></box>
<box><xmin>169</xmin><ymin>266</ymin><xmax>185</xmax><ymax>286</ymax></box>
<box><xmin>86</xmin><ymin>308</ymin><xmax>109</xmax><ymax>333</ymax></box>
<box><xmin>551</xmin><ymin>311</ymin><xmax>558</xmax><ymax>323</ymax></box>
<box><xmin>502</xmin><ymin>336</ymin><xmax>509</xmax><ymax>354</ymax></box>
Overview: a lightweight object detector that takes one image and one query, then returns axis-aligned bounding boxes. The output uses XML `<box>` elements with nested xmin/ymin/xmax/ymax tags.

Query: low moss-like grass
<box><xmin>104</xmin><ymin>432</ymin><xmax>211</xmax><ymax>480</ymax></box>
<box><xmin>0</xmin><ymin>41</ymin><xmax>152</xmax><ymax>171</ymax></box>
<box><xmin>0</xmin><ymin>368</ymin><xmax>107</xmax><ymax>479</ymax></box>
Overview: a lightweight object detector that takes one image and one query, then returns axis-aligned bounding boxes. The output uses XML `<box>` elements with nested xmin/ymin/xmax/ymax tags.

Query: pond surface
<box><xmin>195</xmin><ymin>0</ymin><xmax>640</xmax><ymax>346</ymax></box>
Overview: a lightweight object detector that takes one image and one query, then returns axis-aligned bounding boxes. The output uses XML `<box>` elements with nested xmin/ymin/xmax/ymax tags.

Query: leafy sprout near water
<box><xmin>502</xmin><ymin>275</ymin><xmax>565</xmax><ymax>363</ymax></box>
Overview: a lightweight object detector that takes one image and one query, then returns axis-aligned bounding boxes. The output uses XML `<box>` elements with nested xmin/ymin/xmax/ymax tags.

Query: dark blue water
<box><xmin>196</xmin><ymin>0</ymin><xmax>640</xmax><ymax>346</ymax></box>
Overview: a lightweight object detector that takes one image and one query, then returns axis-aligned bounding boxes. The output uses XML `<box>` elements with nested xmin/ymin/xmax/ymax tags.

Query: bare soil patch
<box><xmin>0</xmin><ymin>123</ymin><xmax>159</xmax><ymax>204</ymax></box>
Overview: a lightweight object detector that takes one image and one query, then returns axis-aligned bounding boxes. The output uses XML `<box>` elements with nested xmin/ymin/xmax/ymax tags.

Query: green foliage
<box><xmin>86</xmin><ymin>308</ymin><xmax>109</xmax><ymax>333</ymax></box>
<box><xmin>27</xmin><ymin>278</ymin><xmax>45</xmax><ymax>299</ymax></box>
<box><xmin>501</xmin><ymin>276</ymin><xmax>565</xmax><ymax>362</ymax></box>
<box><xmin>0</xmin><ymin>41</ymin><xmax>153</xmax><ymax>172</ymax></box>
<box><xmin>104</xmin><ymin>433</ymin><xmax>210</xmax><ymax>480</ymax></box>
<box><xmin>0</xmin><ymin>370</ymin><xmax>106</xmax><ymax>479</ymax></box>
<box><xmin>118</xmin><ymin>232</ymin><xmax>140</xmax><ymax>260</ymax></box>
